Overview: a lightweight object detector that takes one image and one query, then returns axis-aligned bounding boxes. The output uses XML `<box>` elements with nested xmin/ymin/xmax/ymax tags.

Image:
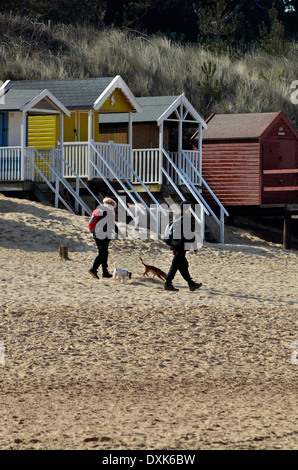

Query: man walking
<box><xmin>164</xmin><ymin>201</ymin><xmax>202</xmax><ymax>292</ymax></box>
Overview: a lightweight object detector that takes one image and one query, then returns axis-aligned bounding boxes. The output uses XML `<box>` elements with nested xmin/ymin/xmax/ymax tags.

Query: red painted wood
<box><xmin>263</xmin><ymin>186</ymin><xmax>298</xmax><ymax>191</ymax></box>
<box><xmin>201</xmin><ymin>141</ymin><xmax>261</xmax><ymax>206</ymax></box>
<box><xmin>198</xmin><ymin>112</ymin><xmax>298</xmax><ymax>207</ymax></box>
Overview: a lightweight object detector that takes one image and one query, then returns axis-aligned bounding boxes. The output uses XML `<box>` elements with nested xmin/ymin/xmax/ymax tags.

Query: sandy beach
<box><xmin>0</xmin><ymin>192</ymin><xmax>297</xmax><ymax>450</ymax></box>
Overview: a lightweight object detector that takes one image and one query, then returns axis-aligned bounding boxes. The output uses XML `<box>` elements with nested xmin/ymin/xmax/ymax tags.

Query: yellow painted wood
<box><xmin>79</xmin><ymin>112</ymin><xmax>88</xmax><ymax>141</ymax></box>
<box><xmin>28</xmin><ymin>115</ymin><xmax>63</xmax><ymax>181</ymax></box>
<box><xmin>132</xmin><ymin>184</ymin><xmax>162</xmax><ymax>193</ymax></box>
<box><xmin>93</xmin><ymin>112</ymin><xmax>99</xmax><ymax>141</ymax></box>
<box><xmin>64</xmin><ymin>112</ymin><xmax>77</xmax><ymax>142</ymax></box>
<box><xmin>64</xmin><ymin>111</ymin><xmax>99</xmax><ymax>142</ymax></box>
<box><xmin>100</xmin><ymin>88</ymin><xmax>134</xmax><ymax>112</ymax></box>
<box><xmin>28</xmin><ymin>115</ymin><xmax>59</xmax><ymax>149</ymax></box>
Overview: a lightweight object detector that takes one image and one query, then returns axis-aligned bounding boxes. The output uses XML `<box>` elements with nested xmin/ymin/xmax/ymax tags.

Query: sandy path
<box><xmin>0</xmin><ymin>194</ymin><xmax>297</xmax><ymax>450</ymax></box>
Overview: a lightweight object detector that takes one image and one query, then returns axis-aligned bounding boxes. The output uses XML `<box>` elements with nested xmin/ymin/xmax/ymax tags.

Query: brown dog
<box><xmin>139</xmin><ymin>257</ymin><xmax>167</xmax><ymax>281</ymax></box>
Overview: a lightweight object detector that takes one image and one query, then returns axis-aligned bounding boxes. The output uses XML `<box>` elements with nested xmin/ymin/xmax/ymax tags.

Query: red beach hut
<box><xmin>191</xmin><ymin>111</ymin><xmax>298</xmax><ymax>207</ymax></box>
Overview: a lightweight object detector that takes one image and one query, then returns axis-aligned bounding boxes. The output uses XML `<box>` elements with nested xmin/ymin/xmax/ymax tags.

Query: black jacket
<box><xmin>170</xmin><ymin>211</ymin><xmax>197</xmax><ymax>252</ymax></box>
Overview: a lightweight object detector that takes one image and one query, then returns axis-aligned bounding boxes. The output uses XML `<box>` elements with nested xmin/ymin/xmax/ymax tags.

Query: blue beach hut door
<box><xmin>0</xmin><ymin>112</ymin><xmax>8</xmax><ymax>146</ymax></box>
<box><xmin>0</xmin><ymin>112</ymin><xmax>8</xmax><ymax>180</ymax></box>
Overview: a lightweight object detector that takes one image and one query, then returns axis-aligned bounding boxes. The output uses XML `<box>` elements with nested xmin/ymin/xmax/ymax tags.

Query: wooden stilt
<box><xmin>283</xmin><ymin>213</ymin><xmax>292</xmax><ymax>249</ymax></box>
<box><xmin>59</xmin><ymin>245</ymin><xmax>69</xmax><ymax>259</ymax></box>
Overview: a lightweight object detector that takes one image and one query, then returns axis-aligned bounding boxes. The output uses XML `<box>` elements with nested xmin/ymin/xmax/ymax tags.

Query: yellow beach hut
<box><xmin>6</xmin><ymin>76</ymin><xmax>141</xmax><ymax>149</ymax></box>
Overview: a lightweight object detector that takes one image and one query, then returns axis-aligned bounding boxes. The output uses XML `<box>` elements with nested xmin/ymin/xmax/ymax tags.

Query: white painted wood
<box><xmin>20</xmin><ymin>111</ymin><xmax>26</xmax><ymax>180</ymax></box>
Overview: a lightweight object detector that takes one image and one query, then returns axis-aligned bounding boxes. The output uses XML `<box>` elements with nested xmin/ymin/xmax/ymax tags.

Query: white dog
<box><xmin>113</xmin><ymin>261</ymin><xmax>132</xmax><ymax>281</ymax></box>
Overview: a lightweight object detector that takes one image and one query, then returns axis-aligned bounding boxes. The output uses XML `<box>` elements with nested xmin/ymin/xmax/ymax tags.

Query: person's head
<box><xmin>103</xmin><ymin>197</ymin><xmax>117</xmax><ymax>210</ymax></box>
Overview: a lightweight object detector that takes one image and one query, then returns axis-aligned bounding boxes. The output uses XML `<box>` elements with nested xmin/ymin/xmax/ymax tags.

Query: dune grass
<box><xmin>1</xmin><ymin>13</ymin><xmax>297</xmax><ymax>125</ymax></box>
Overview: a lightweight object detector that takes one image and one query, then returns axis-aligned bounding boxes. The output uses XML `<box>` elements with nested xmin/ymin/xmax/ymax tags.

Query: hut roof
<box><xmin>99</xmin><ymin>95</ymin><xmax>179</xmax><ymax>123</ymax></box>
<box><xmin>0</xmin><ymin>87</ymin><xmax>70</xmax><ymax>116</ymax></box>
<box><xmin>0</xmin><ymin>88</ymin><xmax>43</xmax><ymax>111</ymax></box>
<box><xmin>201</xmin><ymin>112</ymin><xmax>281</xmax><ymax>140</ymax></box>
<box><xmin>5</xmin><ymin>76</ymin><xmax>141</xmax><ymax>112</ymax></box>
<box><xmin>99</xmin><ymin>94</ymin><xmax>207</xmax><ymax>127</ymax></box>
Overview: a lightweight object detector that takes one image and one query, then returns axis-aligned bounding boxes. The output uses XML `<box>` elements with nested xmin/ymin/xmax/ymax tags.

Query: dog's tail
<box><xmin>139</xmin><ymin>257</ymin><xmax>145</xmax><ymax>266</ymax></box>
<box><xmin>114</xmin><ymin>261</ymin><xmax>117</xmax><ymax>268</ymax></box>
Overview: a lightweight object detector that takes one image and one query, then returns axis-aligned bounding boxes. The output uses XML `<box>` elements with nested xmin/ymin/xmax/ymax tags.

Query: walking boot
<box><xmin>189</xmin><ymin>282</ymin><xmax>202</xmax><ymax>291</ymax></box>
<box><xmin>164</xmin><ymin>283</ymin><xmax>179</xmax><ymax>291</ymax></box>
<box><xmin>102</xmin><ymin>271</ymin><xmax>113</xmax><ymax>278</ymax></box>
<box><xmin>88</xmin><ymin>268</ymin><xmax>99</xmax><ymax>279</ymax></box>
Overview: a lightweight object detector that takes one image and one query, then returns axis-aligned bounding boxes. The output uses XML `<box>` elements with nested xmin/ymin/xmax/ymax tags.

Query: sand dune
<box><xmin>0</xmin><ymin>193</ymin><xmax>297</xmax><ymax>450</ymax></box>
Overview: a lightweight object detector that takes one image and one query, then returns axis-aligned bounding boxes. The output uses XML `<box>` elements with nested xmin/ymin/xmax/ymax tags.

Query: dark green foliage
<box><xmin>198</xmin><ymin>61</ymin><xmax>224</xmax><ymax>111</ymax></box>
<box><xmin>0</xmin><ymin>13</ymin><xmax>69</xmax><ymax>54</ymax></box>
<box><xmin>0</xmin><ymin>0</ymin><xmax>297</xmax><ymax>43</ymax></box>
<box><xmin>258</xmin><ymin>4</ymin><xmax>291</xmax><ymax>55</ymax></box>
<box><xmin>0</xmin><ymin>12</ymin><xmax>297</xmax><ymax>129</ymax></box>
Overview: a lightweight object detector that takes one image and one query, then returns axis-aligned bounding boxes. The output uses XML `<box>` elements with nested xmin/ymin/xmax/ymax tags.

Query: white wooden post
<box><xmin>220</xmin><ymin>207</ymin><xmax>225</xmax><ymax>244</ymax></box>
<box><xmin>29</xmin><ymin>147</ymin><xmax>34</xmax><ymax>181</ymax></box>
<box><xmin>88</xmin><ymin>109</ymin><xmax>92</xmax><ymax>180</ymax></box>
<box><xmin>75</xmin><ymin>176</ymin><xmax>79</xmax><ymax>213</ymax></box>
<box><xmin>158</xmin><ymin>122</ymin><xmax>163</xmax><ymax>184</ymax></box>
<box><xmin>20</xmin><ymin>111</ymin><xmax>26</xmax><ymax>181</ymax></box>
<box><xmin>178</xmin><ymin>104</ymin><xmax>183</xmax><ymax>184</ymax></box>
<box><xmin>198</xmin><ymin>123</ymin><xmax>202</xmax><ymax>187</ymax></box>
<box><xmin>59</xmin><ymin>112</ymin><xmax>64</xmax><ymax>176</ymax></box>
<box><xmin>200</xmin><ymin>204</ymin><xmax>205</xmax><ymax>241</ymax></box>
<box><xmin>128</xmin><ymin>112</ymin><xmax>133</xmax><ymax>146</ymax></box>
<box><xmin>128</xmin><ymin>112</ymin><xmax>133</xmax><ymax>182</ymax></box>
<box><xmin>157</xmin><ymin>206</ymin><xmax>161</xmax><ymax>235</ymax></box>
<box><xmin>55</xmin><ymin>177</ymin><xmax>59</xmax><ymax>208</ymax></box>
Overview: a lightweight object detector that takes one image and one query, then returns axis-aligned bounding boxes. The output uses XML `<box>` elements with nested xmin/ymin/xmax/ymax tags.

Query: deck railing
<box><xmin>0</xmin><ymin>147</ymin><xmax>22</xmax><ymax>180</ymax></box>
<box><xmin>0</xmin><ymin>142</ymin><xmax>227</xmax><ymax>240</ymax></box>
<box><xmin>180</xmin><ymin>148</ymin><xmax>229</xmax><ymax>243</ymax></box>
<box><xmin>62</xmin><ymin>141</ymin><xmax>132</xmax><ymax>180</ymax></box>
<box><xmin>63</xmin><ymin>142</ymin><xmax>89</xmax><ymax>178</ymax></box>
<box><xmin>92</xmin><ymin>142</ymin><xmax>131</xmax><ymax>180</ymax></box>
<box><xmin>166</xmin><ymin>151</ymin><xmax>201</xmax><ymax>186</ymax></box>
<box><xmin>1</xmin><ymin>143</ymin><xmax>202</xmax><ymax>187</ymax></box>
<box><xmin>132</xmin><ymin>148</ymin><xmax>160</xmax><ymax>184</ymax></box>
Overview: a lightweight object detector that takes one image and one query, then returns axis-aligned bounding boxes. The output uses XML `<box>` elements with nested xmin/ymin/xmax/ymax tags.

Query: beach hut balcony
<box><xmin>0</xmin><ymin>143</ymin><xmax>202</xmax><ymax>187</ymax></box>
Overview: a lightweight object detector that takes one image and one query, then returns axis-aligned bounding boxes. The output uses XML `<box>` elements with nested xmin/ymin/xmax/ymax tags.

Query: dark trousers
<box><xmin>166</xmin><ymin>250</ymin><xmax>193</xmax><ymax>285</ymax></box>
<box><xmin>92</xmin><ymin>237</ymin><xmax>110</xmax><ymax>273</ymax></box>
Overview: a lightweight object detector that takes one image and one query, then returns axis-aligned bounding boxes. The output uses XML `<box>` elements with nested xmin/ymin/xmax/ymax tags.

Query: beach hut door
<box><xmin>280</xmin><ymin>140</ymin><xmax>295</xmax><ymax>170</ymax></box>
<box><xmin>0</xmin><ymin>113</ymin><xmax>7</xmax><ymax>146</ymax></box>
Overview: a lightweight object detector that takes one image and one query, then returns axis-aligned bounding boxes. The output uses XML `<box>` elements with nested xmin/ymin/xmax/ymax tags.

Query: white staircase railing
<box><xmin>90</xmin><ymin>141</ymin><xmax>141</xmax><ymax>221</ymax></box>
<box><xmin>54</xmin><ymin>148</ymin><xmax>101</xmax><ymax>214</ymax></box>
<box><xmin>180</xmin><ymin>149</ymin><xmax>229</xmax><ymax>243</ymax></box>
<box><xmin>161</xmin><ymin>147</ymin><xmax>228</xmax><ymax>243</ymax></box>
<box><xmin>93</xmin><ymin>142</ymin><xmax>131</xmax><ymax>181</ymax></box>
<box><xmin>161</xmin><ymin>148</ymin><xmax>209</xmax><ymax>240</ymax></box>
<box><xmin>166</xmin><ymin>150</ymin><xmax>201</xmax><ymax>186</ymax></box>
<box><xmin>1</xmin><ymin>142</ymin><xmax>227</xmax><ymax>241</ymax></box>
<box><xmin>27</xmin><ymin>147</ymin><xmax>92</xmax><ymax>216</ymax></box>
<box><xmin>90</xmin><ymin>141</ymin><xmax>167</xmax><ymax>229</ymax></box>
